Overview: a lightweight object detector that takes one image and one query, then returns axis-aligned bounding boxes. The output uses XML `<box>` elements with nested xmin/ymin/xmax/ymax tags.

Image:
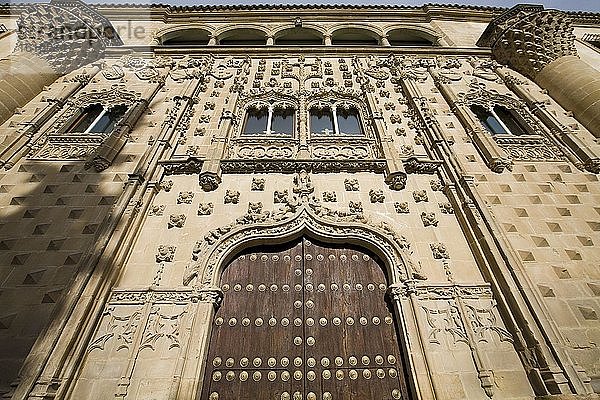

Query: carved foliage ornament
<box><xmin>183</xmin><ymin>173</ymin><xmax>426</xmax><ymax>287</ymax></box>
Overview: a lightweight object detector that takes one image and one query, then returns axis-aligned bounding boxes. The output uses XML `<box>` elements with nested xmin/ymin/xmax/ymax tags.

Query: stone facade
<box><xmin>0</xmin><ymin>1</ymin><xmax>599</xmax><ymax>399</ymax></box>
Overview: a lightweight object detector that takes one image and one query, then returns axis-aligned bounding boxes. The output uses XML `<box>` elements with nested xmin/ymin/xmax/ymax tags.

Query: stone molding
<box><xmin>183</xmin><ymin>172</ymin><xmax>426</xmax><ymax>287</ymax></box>
<box><xmin>477</xmin><ymin>5</ymin><xmax>577</xmax><ymax>80</ymax></box>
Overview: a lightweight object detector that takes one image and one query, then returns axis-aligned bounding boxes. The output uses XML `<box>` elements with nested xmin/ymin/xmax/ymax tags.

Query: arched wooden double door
<box><xmin>201</xmin><ymin>237</ymin><xmax>409</xmax><ymax>400</ymax></box>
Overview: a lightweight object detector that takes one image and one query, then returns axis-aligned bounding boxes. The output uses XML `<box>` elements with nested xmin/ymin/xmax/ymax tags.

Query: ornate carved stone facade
<box><xmin>0</xmin><ymin>2</ymin><xmax>599</xmax><ymax>400</ymax></box>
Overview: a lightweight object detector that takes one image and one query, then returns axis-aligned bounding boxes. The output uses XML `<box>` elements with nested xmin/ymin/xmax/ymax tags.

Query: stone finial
<box><xmin>477</xmin><ymin>5</ymin><xmax>577</xmax><ymax>80</ymax></box>
<box><xmin>16</xmin><ymin>0</ymin><xmax>123</xmax><ymax>75</ymax></box>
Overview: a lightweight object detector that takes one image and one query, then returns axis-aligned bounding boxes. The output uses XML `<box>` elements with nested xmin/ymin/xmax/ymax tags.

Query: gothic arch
<box><xmin>183</xmin><ymin>203</ymin><xmax>425</xmax><ymax>288</ymax></box>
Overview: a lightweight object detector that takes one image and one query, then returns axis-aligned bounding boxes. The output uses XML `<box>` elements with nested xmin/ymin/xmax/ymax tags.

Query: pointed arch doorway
<box><xmin>200</xmin><ymin>236</ymin><xmax>410</xmax><ymax>400</ymax></box>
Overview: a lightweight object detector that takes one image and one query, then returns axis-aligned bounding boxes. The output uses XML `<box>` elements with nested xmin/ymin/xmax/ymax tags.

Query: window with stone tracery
<box><xmin>242</xmin><ymin>102</ymin><xmax>296</xmax><ymax>137</ymax></box>
<box><xmin>309</xmin><ymin>103</ymin><xmax>363</xmax><ymax>136</ymax></box>
<box><xmin>67</xmin><ymin>104</ymin><xmax>128</xmax><ymax>134</ymax></box>
<box><xmin>470</xmin><ymin>104</ymin><xmax>527</xmax><ymax>136</ymax></box>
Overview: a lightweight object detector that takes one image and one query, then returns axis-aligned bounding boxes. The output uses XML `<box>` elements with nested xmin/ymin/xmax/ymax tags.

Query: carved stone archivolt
<box><xmin>183</xmin><ymin>173</ymin><xmax>425</xmax><ymax>288</ymax></box>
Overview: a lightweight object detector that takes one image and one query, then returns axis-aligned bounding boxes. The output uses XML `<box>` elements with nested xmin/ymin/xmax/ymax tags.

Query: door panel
<box><xmin>200</xmin><ymin>241</ymin><xmax>304</xmax><ymax>400</ymax></box>
<box><xmin>201</xmin><ymin>237</ymin><xmax>409</xmax><ymax>400</ymax></box>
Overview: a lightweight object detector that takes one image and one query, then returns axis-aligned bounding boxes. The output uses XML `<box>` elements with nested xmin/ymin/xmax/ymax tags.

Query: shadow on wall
<box><xmin>0</xmin><ymin>149</ymin><xmax>134</xmax><ymax>395</ymax></box>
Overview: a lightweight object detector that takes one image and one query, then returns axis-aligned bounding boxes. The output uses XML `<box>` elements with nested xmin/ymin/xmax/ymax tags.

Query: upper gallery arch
<box><xmin>329</xmin><ymin>25</ymin><xmax>382</xmax><ymax>45</ymax></box>
<box><xmin>155</xmin><ymin>25</ymin><xmax>215</xmax><ymax>46</ymax></box>
<box><xmin>272</xmin><ymin>26</ymin><xmax>326</xmax><ymax>45</ymax></box>
<box><xmin>215</xmin><ymin>25</ymin><xmax>269</xmax><ymax>45</ymax></box>
<box><xmin>384</xmin><ymin>26</ymin><xmax>440</xmax><ymax>46</ymax></box>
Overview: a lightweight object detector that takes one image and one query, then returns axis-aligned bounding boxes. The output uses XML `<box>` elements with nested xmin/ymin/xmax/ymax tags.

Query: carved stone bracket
<box><xmin>199</xmin><ymin>172</ymin><xmax>221</xmax><ymax>192</ymax></box>
<box><xmin>403</xmin><ymin>157</ymin><xmax>442</xmax><ymax>174</ymax></box>
<box><xmin>385</xmin><ymin>172</ymin><xmax>407</xmax><ymax>191</ymax></box>
<box><xmin>159</xmin><ymin>157</ymin><xmax>203</xmax><ymax>175</ymax></box>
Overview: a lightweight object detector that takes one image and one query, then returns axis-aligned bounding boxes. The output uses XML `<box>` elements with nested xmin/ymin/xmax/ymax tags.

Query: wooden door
<box><xmin>201</xmin><ymin>237</ymin><xmax>409</xmax><ymax>400</ymax></box>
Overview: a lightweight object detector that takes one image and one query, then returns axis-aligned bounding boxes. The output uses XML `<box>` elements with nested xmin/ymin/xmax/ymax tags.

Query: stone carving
<box><xmin>477</xmin><ymin>5</ymin><xmax>577</xmax><ymax>80</ymax></box>
<box><xmin>322</xmin><ymin>191</ymin><xmax>337</xmax><ymax>202</ymax></box>
<box><xmin>395</xmin><ymin>202</ymin><xmax>409</xmax><ymax>214</ymax></box>
<box><xmin>224</xmin><ymin>190</ymin><xmax>240</xmax><ymax>204</ymax></box>
<box><xmin>177</xmin><ymin>191</ymin><xmax>194</xmax><ymax>204</ymax></box>
<box><xmin>16</xmin><ymin>0</ymin><xmax>123</xmax><ymax>75</ymax></box>
<box><xmin>197</xmin><ymin>203</ymin><xmax>214</xmax><ymax>216</ymax></box>
<box><xmin>399</xmin><ymin>144</ymin><xmax>414</xmax><ymax>157</ymax></box>
<box><xmin>349</xmin><ymin>201</ymin><xmax>363</xmax><ymax>214</ymax></box>
<box><xmin>248</xmin><ymin>202</ymin><xmax>263</xmax><ymax>214</ymax></box>
<box><xmin>469</xmin><ymin>57</ymin><xmax>500</xmax><ymax>82</ymax></box>
<box><xmin>465</xmin><ymin>304</ymin><xmax>513</xmax><ymax>343</ymax></box>
<box><xmin>170</xmin><ymin>56</ymin><xmax>214</xmax><ymax>81</ymax></box>
<box><xmin>160</xmin><ymin>157</ymin><xmax>203</xmax><ymax>175</ymax></box>
<box><xmin>421</xmin><ymin>303</ymin><xmax>468</xmax><ymax>345</ymax></box>
<box><xmin>192</xmin><ymin>241</ymin><xmax>202</xmax><ymax>261</ymax></box>
<box><xmin>293</xmin><ymin>170</ymin><xmax>314</xmax><ymax>197</ymax></box>
<box><xmin>251</xmin><ymin>177</ymin><xmax>265</xmax><ymax>191</ymax></box>
<box><xmin>184</xmin><ymin>198</ymin><xmax>419</xmax><ymax>286</ymax></box>
<box><xmin>369</xmin><ymin>189</ymin><xmax>385</xmax><ymax>203</ymax></box>
<box><xmin>102</xmin><ymin>65</ymin><xmax>124</xmax><ymax>80</ymax></box>
<box><xmin>221</xmin><ymin>160</ymin><xmax>387</xmax><ymax>174</ymax></box>
<box><xmin>156</xmin><ymin>245</ymin><xmax>176</xmax><ymax>263</ymax></box>
<box><xmin>421</xmin><ymin>212</ymin><xmax>439</xmax><ymax>227</ymax></box>
<box><xmin>140</xmin><ymin>306</ymin><xmax>187</xmax><ymax>351</ymax></box>
<box><xmin>199</xmin><ymin>173</ymin><xmax>221</xmax><ymax>192</ymax></box>
<box><xmin>439</xmin><ymin>202</ymin><xmax>454</xmax><ymax>214</ymax></box>
<box><xmin>430</xmin><ymin>242</ymin><xmax>450</xmax><ymax>259</ymax></box>
<box><xmin>403</xmin><ymin>158</ymin><xmax>441</xmax><ymax>174</ymax></box>
<box><xmin>237</xmin><ymin>146</ymin><xmax>295</xmax><ymax>159</ymax></box>
<box><xmin>149</xmin><ymin>205</ymin><xmax>165</xmax><ymax>216</ymax></box>
<box><xmin>87</xmin><ymin>307</ymin><xmax>142</xmax><ymax>353</ymax></box>
<box><xmin>274</xmin><ymin>190</ymin><xmax>289</xmax><ymax>203</ymax></box>
<box><xmin>168</xmin><ymin>214</ymin><xmax>186</xmax><ymax>229</ymax></box>
<box><xmin>430</xmin><ymin>179</ymin><xmax>444</xmax><ymax>191</ymax></box>
<box><xmin>312</xmin><ymin>146</ymin><xmax>370</xmax><ymax>160</ymax></box>
<box><xmin>493</xmin><ymin>136</ymin><xmax>565</xmax><ymax>161</ymax></box>
<box><xmin>385</xmin><ymin>173</ymin><xmax>407</xmax><ymax>191</ymax></box>
<box><xmin>344</xmin><ymin>178</ymin><xmax>359</xmax><ymax>191</ymax></box>
<box><xmin>159</xmin><ymin>180</ymin><xmax>173</xmax><ymax>192</ymax></box>
<box><xmin>413</xmin><ymin>190</ymin><xmax>428</xmax><ymax>202</ymax></box>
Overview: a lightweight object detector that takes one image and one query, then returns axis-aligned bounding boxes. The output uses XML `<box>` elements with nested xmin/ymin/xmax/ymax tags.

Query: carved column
<box><xmin>0</xmin><ymin>0</ymin><xmax>122</xmax><ymax>126</ymax></box>
<box><xmin>173</xmin><ymin>288</ymin><xmax>223</xmax><ymax>400</ymax></box>
<box><xmin>478</xmin><ymin>5</ymin><xmax>600</xmax><ymax>138</ymax></box>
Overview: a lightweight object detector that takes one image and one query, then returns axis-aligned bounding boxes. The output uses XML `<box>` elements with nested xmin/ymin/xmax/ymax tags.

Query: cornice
<box><xmin>1</xmin><ymin>2</ymin><xmax>599</xmax><ymax>26</ymax></box>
